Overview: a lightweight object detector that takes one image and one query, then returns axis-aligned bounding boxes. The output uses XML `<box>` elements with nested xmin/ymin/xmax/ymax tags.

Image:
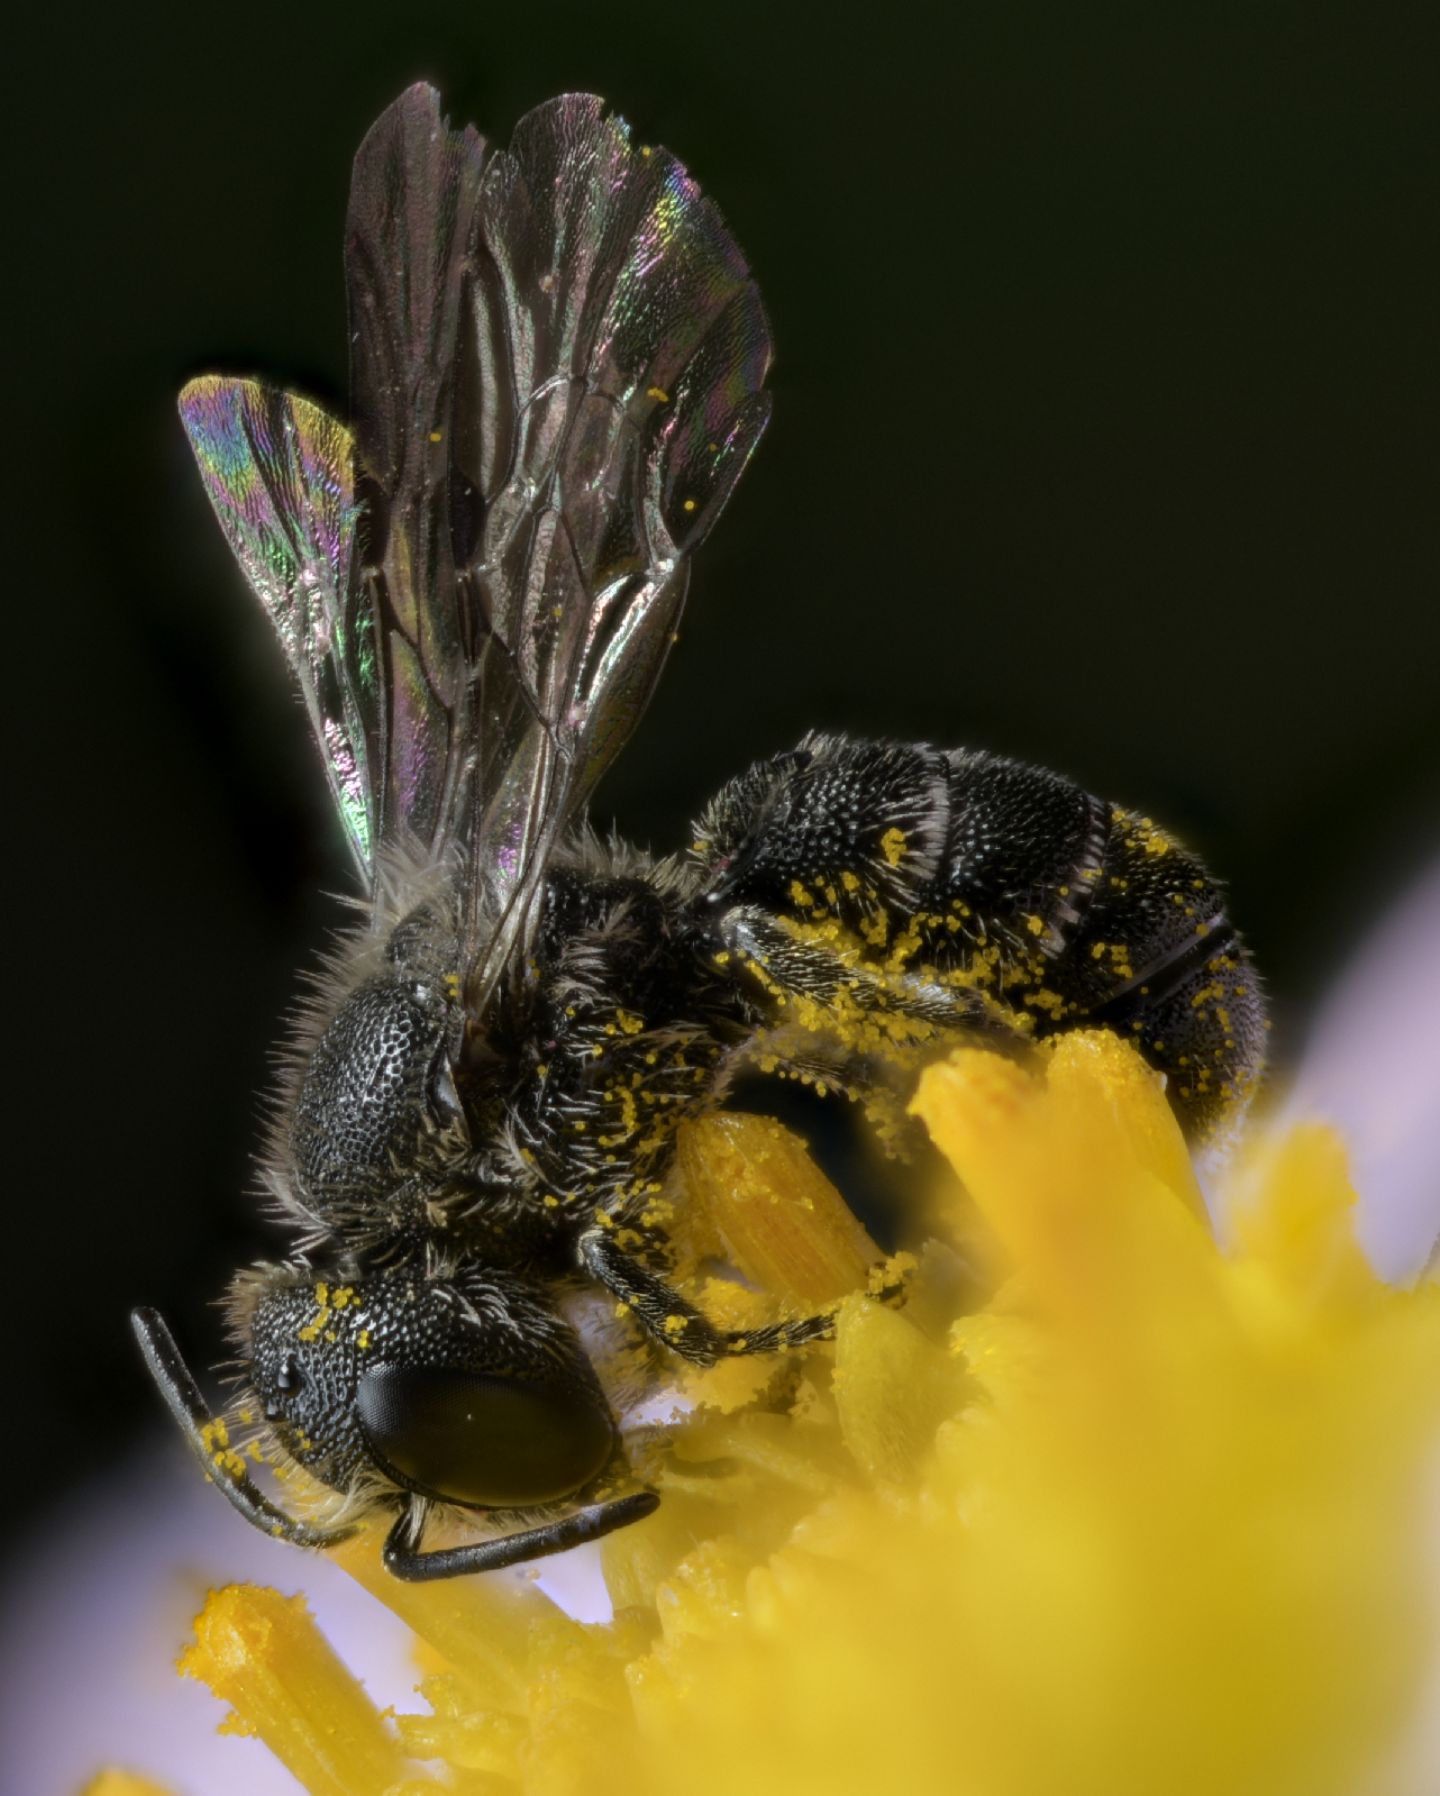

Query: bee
<box><xmin>134</xmin><ymin>84</ymin><xmax>1266</xmax><ymax>1582</ymax></box>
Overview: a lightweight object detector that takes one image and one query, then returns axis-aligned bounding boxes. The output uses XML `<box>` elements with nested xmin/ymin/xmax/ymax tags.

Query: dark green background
<box><xmin>7</xmin><ymin>1</ymin><xmax>1437</xmax><ymax>1541</ymax></box>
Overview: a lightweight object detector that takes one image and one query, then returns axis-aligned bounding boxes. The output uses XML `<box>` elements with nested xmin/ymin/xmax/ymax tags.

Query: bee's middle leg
<box><xmin>578</xmin><ymin>1227</ymin><xmax>837</xmax><ymax>1366</ymax></box>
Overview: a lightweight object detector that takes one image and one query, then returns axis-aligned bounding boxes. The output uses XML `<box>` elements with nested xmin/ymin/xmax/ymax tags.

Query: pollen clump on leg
<box><xmin>163</xmin><ymin>1034</ymin><xmax>1440</xmax><ymax>1796</ymax></box>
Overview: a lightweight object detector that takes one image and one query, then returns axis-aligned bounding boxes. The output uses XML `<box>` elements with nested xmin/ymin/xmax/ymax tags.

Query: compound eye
<box><xmin>355</xmin><ymin>1364</ymin><xmax>614</xmax><ymax>1508</ymax></box>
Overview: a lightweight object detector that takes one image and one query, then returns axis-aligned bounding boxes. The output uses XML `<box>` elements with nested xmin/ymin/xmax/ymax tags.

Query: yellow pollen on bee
<box><xmin>357</xmin><ymin>1329</ymin><xmax>371</xmax><ymax>1351</ymax></box>
<box><xmin>879</xmin><ymin>827</ymin><xmax>907</xmax><ymax>867</ymax></box>
<box><xmin>1025</xmin><ymin>915</ymin><xmax>1045</xmax><ymax>937</ymax></box>
<box><xmin>428</xmin><ymin>429</ymin><xmax>443</xmax><ymax>442</ymax></box>
<box><xmin>662</xmin><ymin>1315</ymin><xmax>690</xmax><ymax>1337</ymax></box>
<box><xmin>683</xmin><ymin>498</ymin><xmax>697</xmax><ymax>512</ymax></box>
<box><xmin>647</xmin><ymin>385</ymin><xmax>670</xmax><ymax>402</ymax></box>
<box><xmin>298</xmin><ymin>1284</ymin><xmax>333</xmax><ymax>1343</ymax></box>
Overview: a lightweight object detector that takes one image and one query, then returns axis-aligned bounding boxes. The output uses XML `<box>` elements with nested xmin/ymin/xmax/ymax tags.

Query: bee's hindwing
<box><xmin>177</xmin><ymin>377</ymin><xmax>375</xmax><ymax>878</ymax></box>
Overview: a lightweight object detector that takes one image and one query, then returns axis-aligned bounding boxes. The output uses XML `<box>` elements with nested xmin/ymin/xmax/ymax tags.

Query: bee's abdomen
<box><xmin>928</xmin><ymin>754</ymin><xmax>1265</xmax><ymax>1137</ymax></box>
<box><xmin>1047</xmin><ymin>808</ymin><xmax>1267</xmax><ymax>1138</ymax></box>
<box><xmin>692</xmin><ymin>737</ymin><xmax>1266</xmax><ymax>1141</ymax></box>
<box><xmin>934</xmin><ymin>750</ymin><xmax>1111</xmax><ymax>952</ymax></box>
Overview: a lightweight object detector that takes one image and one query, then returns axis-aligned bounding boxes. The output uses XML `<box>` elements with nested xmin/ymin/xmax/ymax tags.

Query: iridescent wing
<box><xmin>180</xmin><ymin>85</ymin><xmax>771</xmax><ymax>1009</ymax></box>
<box><xmin>346</xmin><ymin>85</ymin><xmax>773</xmax><ymax>1006</ymax></box>
<box><xmin>345</xmin><ymin>86</ymin><xmax>491</xmax><ymax>860</ymax></box>
<box><xmin>179</xmin><ymin>90</ymin><xmax>488</xmax><ymax>887</ymax></box>
<box><xmin>177</xmin><ymin>377</ymin><xmax>375</xmax><ymax>878</ymax></box>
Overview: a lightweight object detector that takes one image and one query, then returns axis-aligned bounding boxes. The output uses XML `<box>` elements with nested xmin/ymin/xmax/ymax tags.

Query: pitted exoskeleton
<box><xmin>134</xmin><ymin>84</ymin><xmax>1264</xmax><ymax>1581</ymax></box>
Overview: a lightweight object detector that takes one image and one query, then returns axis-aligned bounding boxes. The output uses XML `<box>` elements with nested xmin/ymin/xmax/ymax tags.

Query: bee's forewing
<box><xmin>345</xmin><ymin>85</ymin><xmax>491</xmax><ymax>858</ymax></box>
<box><xmin>347</xmin><ymin>86</ymin><xmax>773</xmax><ymax>1000</ymax></box>
<box><xmin>452</xmin><ymin>92</ymin><xmax>773</xmax><ymax>1004</ymax></box>
<box><xmin>177</xmin><ymin>377</ymin><xmax>377</xmax><ymax>879</ymax></box>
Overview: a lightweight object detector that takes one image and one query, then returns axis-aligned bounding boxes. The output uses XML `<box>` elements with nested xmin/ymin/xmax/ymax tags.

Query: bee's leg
<box><xmin>717</xmin><ymin>906</ymin><xmax>1029</xmax><ymax>1038</ymax></box>
<box><xmin>381</xmin><ymin>1489</ymin><xmax>660</xmax><ymax>1581</ymax></box>
<box><xmin>130</xmin><ymin>1307</ymin><xmax>356</xmax><ymax>1550</ymax></box>
<box><xmin>579</xmin><ymin>1228</ymin><xmax>839</xmax><ymax>1366</ymax></box>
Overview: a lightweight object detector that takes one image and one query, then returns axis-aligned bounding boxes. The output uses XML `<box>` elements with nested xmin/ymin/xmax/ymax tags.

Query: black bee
<box><xmin>134</xmin><ymin>85</ymin><xmax>1266</xmax><ymax>1582</ymax></box>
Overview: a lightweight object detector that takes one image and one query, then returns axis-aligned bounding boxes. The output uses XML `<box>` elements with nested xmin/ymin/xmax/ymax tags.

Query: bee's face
<box><xmin>247</xmin><ymin>1271</ymin><xmax>371</xmax><ymax>1492</ymax></box>
<box><xmin>245</xmin><ymin>1264</ymin><xmax>617</xmax><ymax>1511</ymax></box>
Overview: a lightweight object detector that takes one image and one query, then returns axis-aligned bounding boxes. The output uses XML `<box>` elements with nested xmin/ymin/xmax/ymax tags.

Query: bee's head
<box><xmin>234</xmin><ymin>1260</ymin><xmax>617</xmax><ymax>1510</ymax></box>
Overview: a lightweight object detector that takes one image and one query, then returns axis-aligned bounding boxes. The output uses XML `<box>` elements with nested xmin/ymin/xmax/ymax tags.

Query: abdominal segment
<box><xmin>692</xmin><ymin>736</ymin><xmax>1266</xmax><ymax>1140</ymax></box>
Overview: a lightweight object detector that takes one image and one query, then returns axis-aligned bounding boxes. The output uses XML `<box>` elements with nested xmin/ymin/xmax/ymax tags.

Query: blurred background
<box><xmin>5</xmin><ymin>0</ymin><xmax>1438</xmax><ymax>1572</ymax></box>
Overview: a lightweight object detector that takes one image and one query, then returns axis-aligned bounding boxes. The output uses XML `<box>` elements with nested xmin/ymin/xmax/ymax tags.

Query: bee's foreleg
<box><xmin>380</xmin><ymin>1489</ymin><xmax>660</xmax><ymax>1581</ymax></box>
<box><xmin>578</xmin><ymin>1227</ymin><xmax>838</xmax><ymax>1366</ymax></box>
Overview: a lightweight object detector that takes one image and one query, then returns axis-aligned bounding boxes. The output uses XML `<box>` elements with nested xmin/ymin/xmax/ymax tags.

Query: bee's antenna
<box><xmin>380</xmin><ymin>1489</ymin><xmax>660</xmax><ymax>1582</ymax></box>
<box><xmin>130</xmin><ymin>1307</ymin><xmax>356</xmax><ymax>1550</ymax></box>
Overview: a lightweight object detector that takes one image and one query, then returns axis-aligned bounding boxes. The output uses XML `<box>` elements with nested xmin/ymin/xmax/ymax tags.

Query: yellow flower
<box><xmin>104</xmin><ymin>1033</ymin><xmax>1440</xmax><ymax>1796</ymax></box>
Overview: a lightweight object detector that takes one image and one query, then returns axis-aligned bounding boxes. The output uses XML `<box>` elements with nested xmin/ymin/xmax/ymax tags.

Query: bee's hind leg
<box><xmin>718</xmin><ymin>905</ymin><xmax>1029</xmax><ymax>1040</ymax></box>
<box><xmin>578</xmin><ymin>1228</ymin><xmax>838</xmax><ymax>1366</ymax></box>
